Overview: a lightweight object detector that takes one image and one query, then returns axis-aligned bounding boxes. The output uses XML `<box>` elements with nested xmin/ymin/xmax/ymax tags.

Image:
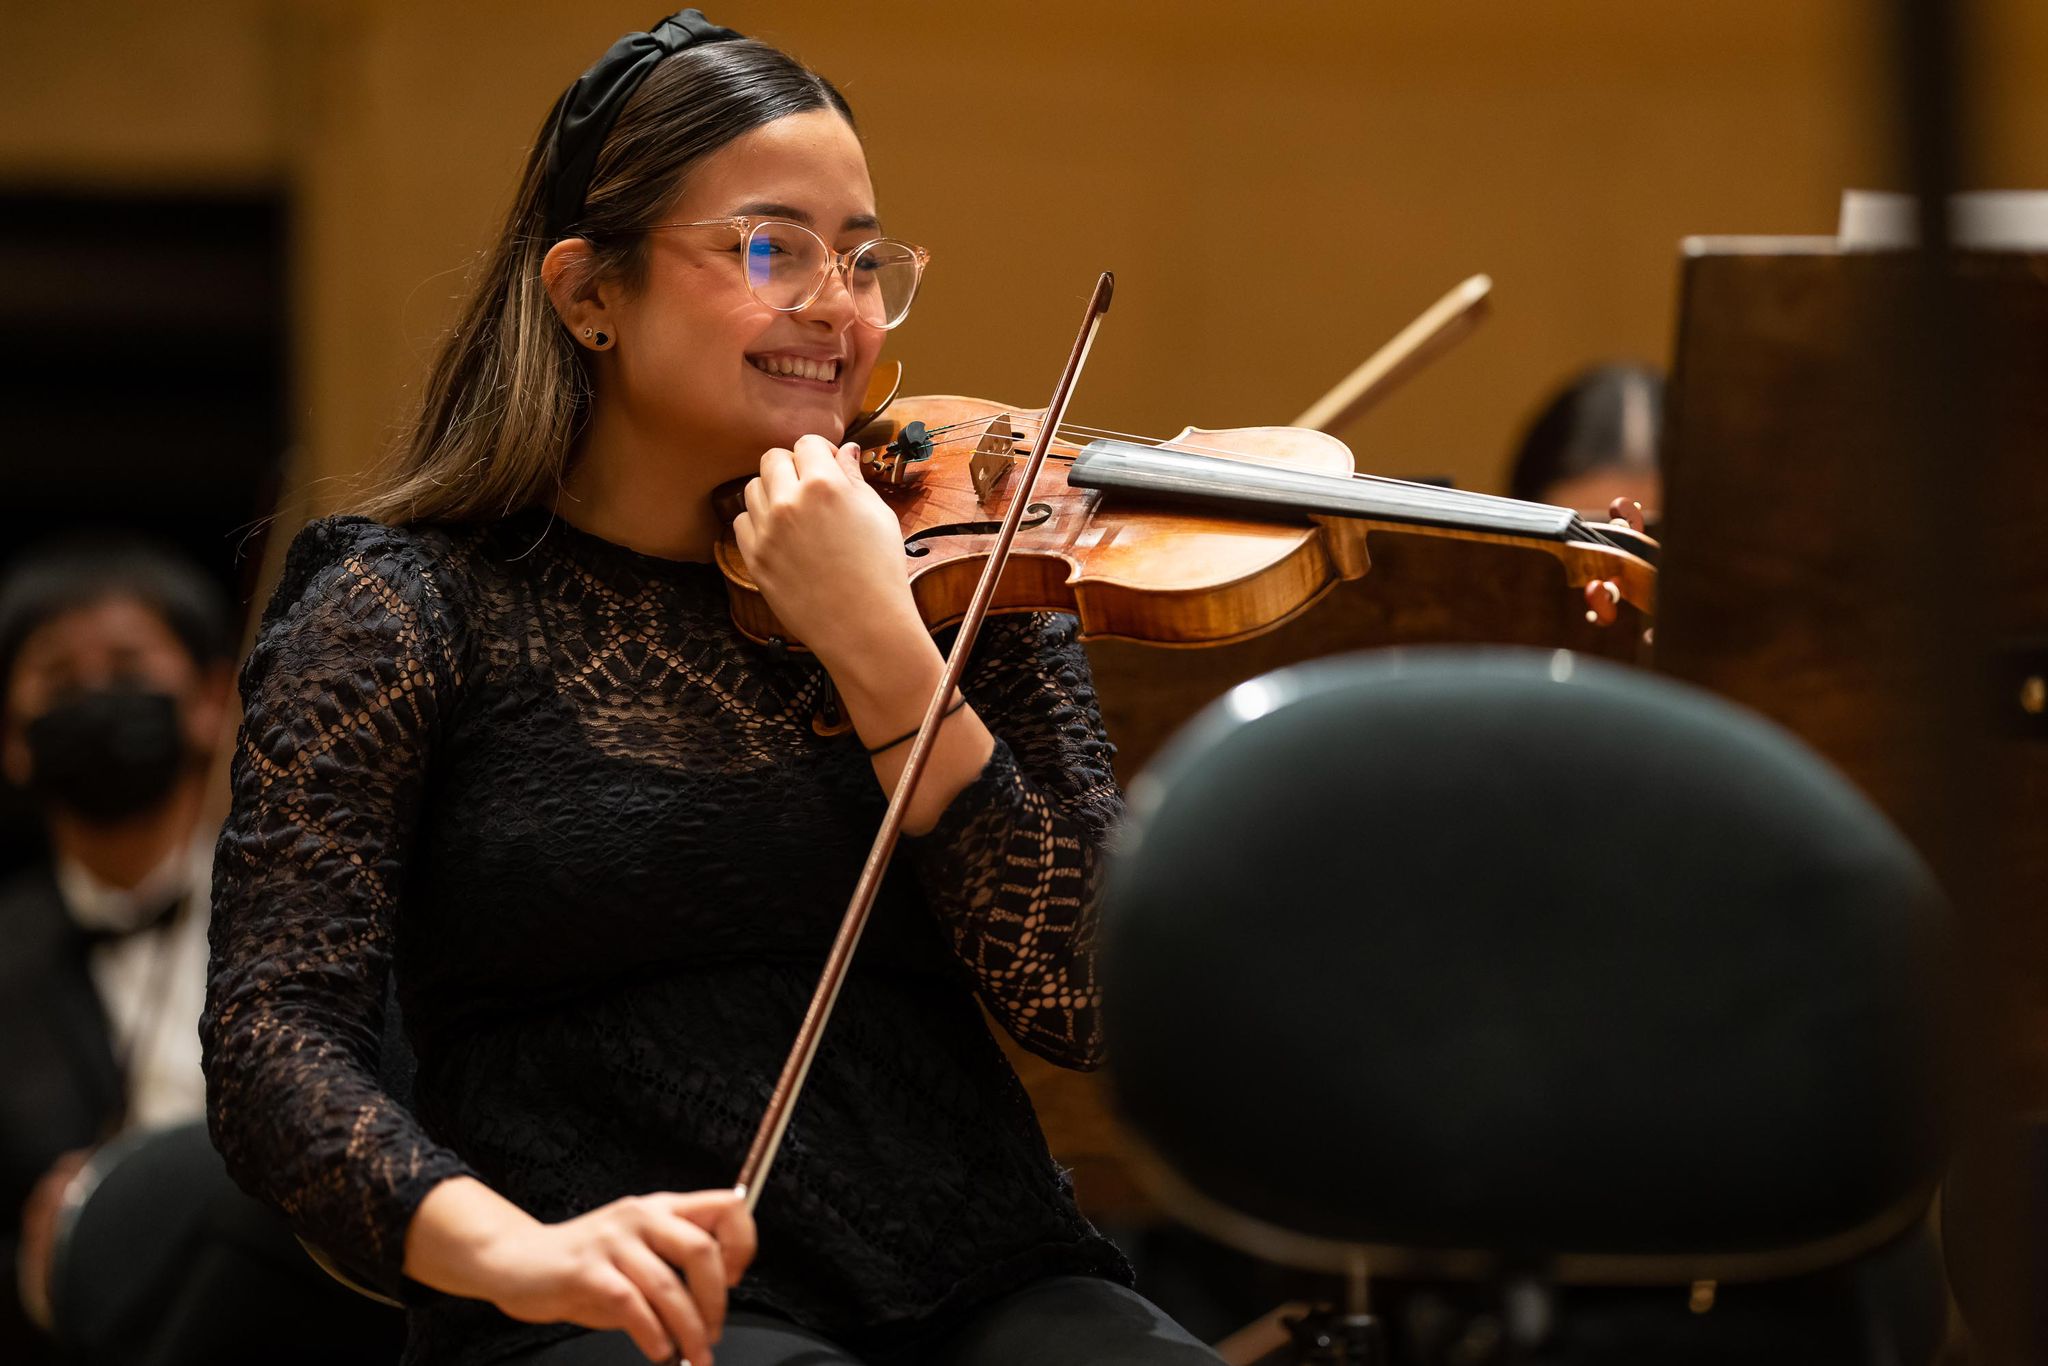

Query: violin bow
<box><xmin>735</xmin><ymin>271</ymin><xmax>1117</xmax><ymax>1211</ymax></box>
<box><xmin>1291</xmin><ymin>273</ymin><xmax>1492</xmax><ymax>434</ymax></box>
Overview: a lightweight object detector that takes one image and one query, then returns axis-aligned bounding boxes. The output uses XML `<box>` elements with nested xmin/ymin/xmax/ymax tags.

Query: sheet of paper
<box><xmin>1840</xmin><ymin>189</ymin><xmax>2048</xmax><ymax>249</ymax></box>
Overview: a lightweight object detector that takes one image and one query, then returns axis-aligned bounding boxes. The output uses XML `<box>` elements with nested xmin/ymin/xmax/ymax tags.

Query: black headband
<box><xmin>540</xmin><ymin>8</ymin><xmax>743</xmax><ymax>240</ymax></box>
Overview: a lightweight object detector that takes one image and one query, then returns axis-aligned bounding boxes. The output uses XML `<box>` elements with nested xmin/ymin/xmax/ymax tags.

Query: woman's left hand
<box><xmin>734</xmin><ymin>431</ymin><xmax>995</xmax><ymax>831</ymax></box>
<box><xmin>732</xmin><ymin>433</ymin><xmax>927</xmax><ymax>669</ymax></box>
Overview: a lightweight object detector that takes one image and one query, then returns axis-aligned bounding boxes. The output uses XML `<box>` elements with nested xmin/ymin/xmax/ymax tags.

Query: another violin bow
<box><xmin>735</xmin><ymin>271</ymin><xmax>1117</xmax><ymax>1211</ymax></box>
<box><xmin>1290</xmin><ymin>274</ymin><xmax>1492</xmax><ymax>434</ymax></box>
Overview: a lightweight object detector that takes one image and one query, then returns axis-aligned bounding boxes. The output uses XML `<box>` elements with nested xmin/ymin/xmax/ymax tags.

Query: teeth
<box><xmin>750</xmin><ymin>354</ymin><xmax>839</xmax><ymax>382</ymax></box>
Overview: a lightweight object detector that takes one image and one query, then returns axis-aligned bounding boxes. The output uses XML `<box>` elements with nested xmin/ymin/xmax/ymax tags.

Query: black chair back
<box><xmin>1101</xmin><ymin>648</ymin><xmax>1948</xmax><ymax>1275</ymax></box>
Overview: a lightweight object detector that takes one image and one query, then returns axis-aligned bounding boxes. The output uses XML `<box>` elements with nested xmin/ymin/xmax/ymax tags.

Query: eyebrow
<box><xmin>732</xmin><ymin>200</ymin><xmax>883</xmax><ymax>234</ymax></box>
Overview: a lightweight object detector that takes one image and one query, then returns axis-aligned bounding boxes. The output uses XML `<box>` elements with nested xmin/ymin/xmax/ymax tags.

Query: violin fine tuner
<box><xmin>863</xmin><ymin>420</ymin><xmax>933</xmax><ymax>485</ymax></box>
<box><xmin>863</xmin><ymin>415</ymin><xmax>1022</xmax><ymax>505</ymax></box>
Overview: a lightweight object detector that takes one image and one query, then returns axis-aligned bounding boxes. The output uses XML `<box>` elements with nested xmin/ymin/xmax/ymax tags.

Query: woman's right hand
<box><xmin>405</xmin><ymin>1177</ymin><xmax>757</xmax><ymax>1365</ymax></box>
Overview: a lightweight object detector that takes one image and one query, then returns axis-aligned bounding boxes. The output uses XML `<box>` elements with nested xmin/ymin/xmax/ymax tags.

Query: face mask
<box><xmin>24</xmin><ymin>688</ymin><xmax>187</xmax><ymax>824</ymax></box>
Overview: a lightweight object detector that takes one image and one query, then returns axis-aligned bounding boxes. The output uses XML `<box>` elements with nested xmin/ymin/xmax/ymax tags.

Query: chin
<box><xmin>763</xmin><ymin>405</ymin><xmax>858</xmax><ymax>449</ymax></box>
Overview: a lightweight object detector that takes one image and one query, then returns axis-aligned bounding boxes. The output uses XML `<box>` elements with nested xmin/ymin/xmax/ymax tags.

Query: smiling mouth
<box><xmin>747</xmin><ymin>353</ymin><xmax>841</xmax><ymax>384</ymax></box>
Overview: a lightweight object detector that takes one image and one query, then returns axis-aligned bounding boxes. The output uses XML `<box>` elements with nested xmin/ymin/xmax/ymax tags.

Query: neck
<box><xmin>47</xmin><ymin>773</ymin><xmax>206</xmax><ymax>891</ymax></box>
<box><xmin>555</xmin><ymin>397</ymin><xmax>732</xmax><ymax>562</ymax></box>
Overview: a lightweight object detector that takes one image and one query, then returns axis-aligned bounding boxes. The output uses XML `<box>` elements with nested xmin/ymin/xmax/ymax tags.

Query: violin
<box><xmin>712</xmin><ymin>380</ymin><xmax>1659</xmax><ymax>653</ymax></box>
<box><xmin>727</xmin><ymin>274</ymin><xmax>1660</xmax><ymax>1211</ymax></box>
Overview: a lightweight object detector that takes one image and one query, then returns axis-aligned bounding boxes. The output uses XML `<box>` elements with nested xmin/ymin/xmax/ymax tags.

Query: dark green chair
<box><xmin>1101</xmin><ymin>648</ymin><xmax>1950</xmax><ymax>1365</ymax></box>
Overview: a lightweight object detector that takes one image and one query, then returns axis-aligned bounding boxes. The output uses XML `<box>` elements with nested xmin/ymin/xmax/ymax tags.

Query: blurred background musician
<box><xmin>0</xmin><ymin>536</ymin><xmax>232</xmax><ymax>1357</ymax></box>
<box><xmin>0</xmin><ymin>536</ymin><xmax>406</xmax><ymax>1364</ymax></box>
<box><xmin>1505</xmin><ymin>363</ymin><xmax>1664</xmax><ymax>527</ymax></box>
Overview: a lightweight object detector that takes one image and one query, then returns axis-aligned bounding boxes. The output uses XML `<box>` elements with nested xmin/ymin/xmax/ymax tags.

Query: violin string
<box><xmin>903</xmin><ymin>416</ymin><xmax>1003</xmax><ymax>442</ymax></box>
<box><xmin>1041</xmin><ymin>420</ymin><xmax>1564</xmax><ymax>517</ymax></box>
<box><xmin>1010</xmin><ymin>420</ymin><xmax>1557</xmax><ymax>530</ymax></box>
<box><xmin>1039</xmin><ymin>420</ymin><xmax>1644</xmax><ymax>550</ymax></box>
<box><xmin>868</xmin><ymin>414</ymin><xmax>1040</xmax><ymax>445</ymax></box>
<box><xmin>876</xmin><ymin>414</ymin><xmax>1632</xmax><ymax>545</ymax></box>
<box><xmin>899</xmin><ymin>413</ymin><xmax>1523</xmax><ymax>510</ymax></box>
<box><xmin>915</xmin><ymin>416</ymin><xmax>1566</xmax><ymax>533</ymax></box>
<box><xmin>914</xmin><ymin>429</ymin><xmax>1073</xmax><ymax>460</ymax></box>
<box><xmin>889</xmin><ymin>412</ymin><xmax>1568</xmax><ymax>516</ymax></box>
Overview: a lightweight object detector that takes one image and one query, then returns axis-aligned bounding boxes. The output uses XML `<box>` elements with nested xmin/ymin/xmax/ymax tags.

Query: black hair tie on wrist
<box><xmin>540</xmin><ymin>8</ymin><xmax>743</xmax><ymax>241</ymax></box>
<box><xmin>864</xmin><ymin>694</ymin><xmax>969</xmax><ymax>758</ymax></box>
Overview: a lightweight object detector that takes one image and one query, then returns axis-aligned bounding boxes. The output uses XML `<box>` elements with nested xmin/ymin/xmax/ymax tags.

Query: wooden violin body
<box><xmin>713</xmin><ymin>394</ymin><xmax>1657</xmax><ymax>652</ymax></box>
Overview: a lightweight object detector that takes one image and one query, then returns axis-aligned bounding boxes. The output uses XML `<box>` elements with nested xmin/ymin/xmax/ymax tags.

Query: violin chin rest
<box><xmin>848</xmin><ymin>359</ymin><xmax>905</xmax><ymax>436</ymax></box>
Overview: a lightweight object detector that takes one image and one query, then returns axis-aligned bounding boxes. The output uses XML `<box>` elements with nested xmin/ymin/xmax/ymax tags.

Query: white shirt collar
<box><xmin>54</xmin><ymin>834</ymin><xmax>209</xmax><ymax>935</ymax></box>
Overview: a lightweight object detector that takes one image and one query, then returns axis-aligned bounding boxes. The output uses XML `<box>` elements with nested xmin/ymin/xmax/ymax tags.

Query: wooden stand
<box><xmin>1654</xmin><ymin>236</ymin><xmax>2047</xmax><ymax>1360</ymax></box>
<box><xmin>1655</xmin><ymin>237</ymin><xmax>2043</xmax><ymax>921</ymax></box>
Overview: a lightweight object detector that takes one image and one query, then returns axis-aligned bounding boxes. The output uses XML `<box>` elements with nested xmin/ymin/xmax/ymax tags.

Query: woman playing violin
<box><xmin>202</xmin><ymin>11</ymin><xmax>1218</xmax><ymax>1366</ymax></box>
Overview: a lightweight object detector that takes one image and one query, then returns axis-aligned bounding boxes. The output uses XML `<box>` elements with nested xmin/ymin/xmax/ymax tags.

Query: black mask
<box><xmin>24</xmin><ymin>688</ymin><xmax>187</xmax><ymax>824</ymax></box>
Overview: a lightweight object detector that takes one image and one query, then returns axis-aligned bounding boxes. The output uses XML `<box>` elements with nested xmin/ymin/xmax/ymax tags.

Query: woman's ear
<box><xmin>541</xmin><ymin>238</ymin><xmax>618</xmax><ymax>349</ymax></box>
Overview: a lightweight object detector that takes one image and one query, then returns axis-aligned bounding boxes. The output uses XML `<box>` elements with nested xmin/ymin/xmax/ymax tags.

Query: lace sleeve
<box><xmin>202</xmin><ymin>517</ymin><xmax>475</xmax><ymax>1298</ymax></box>
<box><xmin>912</xmin><ymin>613</ymin><xmax>1123</xmax><ymax>1071</ymax></box>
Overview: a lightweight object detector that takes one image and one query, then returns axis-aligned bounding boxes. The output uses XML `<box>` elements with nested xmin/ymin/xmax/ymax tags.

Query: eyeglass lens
<box><xmin>743</xmin><ymin>223</ymin><xmax>922</xmax><ymax>328</ymax></box>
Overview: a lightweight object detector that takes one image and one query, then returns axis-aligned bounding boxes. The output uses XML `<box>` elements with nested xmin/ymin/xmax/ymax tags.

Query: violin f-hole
<box><xmin>903</xmin><ymin>503</ymin><xmax>1055</xmax><ymax>557</ymax></box>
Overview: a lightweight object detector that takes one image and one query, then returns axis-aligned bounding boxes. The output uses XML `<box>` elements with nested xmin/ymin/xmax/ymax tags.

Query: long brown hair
<box><xmin>357</xmin><ymin>40</ymin><xmax>853</xmax><ymax>524</ymax></box>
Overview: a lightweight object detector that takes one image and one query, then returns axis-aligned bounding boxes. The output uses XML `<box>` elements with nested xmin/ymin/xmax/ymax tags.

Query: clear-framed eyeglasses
<box><xmin>643</xmin><ymin>215</ymin><xmax>930</xmax><ymax>330</ymax></box>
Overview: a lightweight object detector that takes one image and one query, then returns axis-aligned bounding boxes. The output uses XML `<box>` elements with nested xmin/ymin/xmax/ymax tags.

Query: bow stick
<box><xmin>1291</xmin><ymin>273</ymin><xmax>1492</xmax><ymax>434</ymax></box>
<box><xmin>736</xmin><ymin>271</ymin><xmax>1117</xmax><ymax>1210</ymax></box>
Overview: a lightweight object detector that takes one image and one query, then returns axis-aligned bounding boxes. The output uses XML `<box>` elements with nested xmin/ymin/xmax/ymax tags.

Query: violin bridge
<box><xmin>970</xmin><ymin>416</ymin><xmax>1015</xmax><ymax>504</ymax></box>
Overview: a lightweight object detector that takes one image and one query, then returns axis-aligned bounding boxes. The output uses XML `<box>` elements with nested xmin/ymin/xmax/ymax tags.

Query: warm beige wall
<box><xmin>7</xmin><ymin>0</ymin><xmax>2047</xmax><ymax>507</ymax></box>
<box><xmin>0</xmin><ymin>0</ymin><xmax>287</xmax><ymax>186</ymax></box>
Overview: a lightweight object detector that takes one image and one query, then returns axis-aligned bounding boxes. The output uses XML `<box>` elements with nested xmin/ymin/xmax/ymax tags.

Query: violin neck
<box><xmin>1066</xmin><ymin>440</ymin><xmax>1579</xmax><ymax>540</ymax></box>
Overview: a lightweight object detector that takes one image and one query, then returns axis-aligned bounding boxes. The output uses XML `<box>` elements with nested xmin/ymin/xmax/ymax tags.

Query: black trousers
<box><xmin>510</xmin><ymin>1276</ymin><xmax>1224</xmax><ymax>1366</ymax></box>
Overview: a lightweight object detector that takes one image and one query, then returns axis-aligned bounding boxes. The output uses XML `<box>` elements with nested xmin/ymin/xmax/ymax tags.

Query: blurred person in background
<box><xmin>0</xmin><ymin>535</ymin><xmax>402</xmax><ymax>1364</ymax></box>
<box><xmin>0</xmin><ymin>534</ymin><xmax>233</xmax><ymax>1358</ymax></box>
<box><xmin>1507</xmin><ymin>362</ymin><xmax>1665</xmax><ymax>524</ymax></box>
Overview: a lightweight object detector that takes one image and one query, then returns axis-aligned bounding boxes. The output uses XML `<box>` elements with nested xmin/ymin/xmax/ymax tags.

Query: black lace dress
<box><xmin>202</xmin><ymin>512</ymin><xmax>1130</xmax><ymax>1365</ymax></box>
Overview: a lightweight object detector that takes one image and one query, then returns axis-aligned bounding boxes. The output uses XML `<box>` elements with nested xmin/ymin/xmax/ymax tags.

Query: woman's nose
<box><xmin>802</xmin><ymin>261</ymin><xmax>861</xmax><ymax>329</ymax></box>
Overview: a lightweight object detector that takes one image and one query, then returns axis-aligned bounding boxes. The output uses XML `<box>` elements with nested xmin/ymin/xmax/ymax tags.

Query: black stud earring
<box><xmin>593</xmin><ymin>331</ymin><xmax>610</xmax><ymax>348</ymax></box>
